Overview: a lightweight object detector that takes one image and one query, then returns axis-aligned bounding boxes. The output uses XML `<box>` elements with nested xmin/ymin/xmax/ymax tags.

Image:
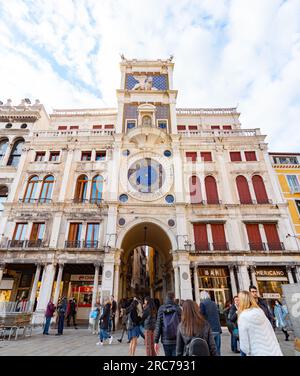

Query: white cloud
<box><xmin>0</xmin><ymin>0</ymin><xmax>299</xmax><ymax>150</ymax></box>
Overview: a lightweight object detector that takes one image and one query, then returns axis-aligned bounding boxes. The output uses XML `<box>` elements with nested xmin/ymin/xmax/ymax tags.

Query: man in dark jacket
<box><xmin>199</xmin><ymin>291</ymin><xmax>222</xmax><ymax>356</ymax></box>
<box><xmin>56</xmin><ymin>297</ymin><xmax>67</xmax><ymax>335</ymax></box>
<box><xmin>228</xmin><ymin>296</ymin><xmax>239</xmax><ymax>353</ymax></box>
<box><xmin>110</xmin><ymin>295</ymin><xmax>117</xmax><ymax>332</ymax></box>
<box><xmin>67</xmin><ymin>298</ymin><xmax>77</xmax><ymax>329</ymax></box>
<box><xmin>249</xmin><ymin>285</ymin><xmax>275</xmax><ymax>326</ymax></box>
<box><xmin>154</xmin><ymin>291</ymin><xmax>181</xmax><ymax>356</ymax></box>
<box><xmin>43</xmin><ymin>298</ymin><xmax>56</xmax><ymax>335</ymax></box>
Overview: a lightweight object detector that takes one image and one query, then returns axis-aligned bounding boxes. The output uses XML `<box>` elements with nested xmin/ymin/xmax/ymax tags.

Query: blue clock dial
<box><xmin>128</xmin><ymin>158</ymin><xmax>165</xmax><ymax>193</ymax></box>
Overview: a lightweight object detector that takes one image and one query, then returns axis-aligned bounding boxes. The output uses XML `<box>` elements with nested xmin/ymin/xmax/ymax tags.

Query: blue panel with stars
<box><xmin>126</xmin><ymin>74</ymin><xmax>168</xmax><ymax>90</ymax></box>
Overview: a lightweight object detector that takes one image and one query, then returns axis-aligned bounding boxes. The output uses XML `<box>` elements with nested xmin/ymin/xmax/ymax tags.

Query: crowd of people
<box><xmin>89</xmin><ymin>286</ymin><xmax>290</xmax><ymax>356</ymax></box>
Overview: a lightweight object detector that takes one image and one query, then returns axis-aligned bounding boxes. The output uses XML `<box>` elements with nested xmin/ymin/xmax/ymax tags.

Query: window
<box><xmin>193</xmin><ymin>223</ymin><xmax>209</xmax><ymax>251</ymax></box>
<box><xmin>189</xmin><ymin>176</ymin><xmax>202</xmax><ymax>204</ymax></box>
<box><xmin>93</xmin><ymin>125</ymin><xmax>102</xmax><ymax>129</ymax></box>
<box><xmin>165</xmin><ymin>195</ymin><xmax>175</xmax><ymax>204</ymax></box>
<box><xmin>236</xmin><ymin>176</ymin><xmax>252</xmax><ymax>204</ymax></box>
<box><xmin>252</xmin><ymin>175</ymin><xmax>269</xmax><ymax>203</ymax></box>
<box><xmin>12</xmin><ymin>223</ymin><xmax>28</xmax><ymax>247</ymax></box>
<box><xmin>35</xmin><ymin>152</ymin><xmax>46</xmax><ymax>162</ymax></box>
<box><xmin>164</xmin><ymin>150</ymin><xmax>172</xmax><ymax>157</ymax></box>
<box><xmin>200</xmin><ymin>152</ymin><xmax>212</xmax><ymax>162</ymax></box>
<box><xmin>286</xmin><ymin>175</ymin><xmax>300</xmax><ymax>193</ymax></box>
<box><xmin>211</xmin><ymin>126</ymin><xmax>220</xmax><ymax>130</ymax></box>
<box><xmin>205</xmin><ymin>176</ymin><xmax>219</xmax><ymax>204</ymax></box>
<box><xmin>91</xmin><ymin>175</ymin><xmax>103</xmax><ymax>203</ymax></box>
<box><xmin>273</xmin><ymin>156</ymin><xmax>299</xmax><ymax>164</ymax></box>
<box><xmin>95</xmin><ymin>151</ymin><xmax>106</xmax><ymax>161</ymax></box>
<box><xmin>70</xmin><ymin>126</ymin><xmax>79</xmax><ymax>130</ymax></box>
<box><xmin>158</xmin><ymin>121</ymin><xmax>167</xmax><ymax>129</ymax></box>
<box><xmin>177</xmin><ymin>125</ymin><xmax>186</xmax><ymax>131</ymax></box>
<box><xmin>230</xmin><ymin>152</ymin><xmax>242</xmax><ymax>162</ymax></box>
<box><xmin>186</xmin><ymin>152</ymin><xmax>197</xmax><ymax>162</ymax></box>
<box><xmin>74</xmin><ymin>175</ymin><xmax>88</xmax><ymax>202</ymax></box>
<box><xmin>188</xmin><ymin>125</ymin><xmax>198</xmax><ymax>130</ymax></box>
<box><xmin>245</xmin><ymin>151</ymin><xmax>257</xmax><ymax>161</ymax></box>
<box><xmin>119</xmin><ymin>194</ymin><xmax>128</xmax><ymax>202</ymax></box>
<box><xmin>23</xmin><ymin>175</ymin><xmax>39</xmax><ymax>203</ymax></box>
<box><xmin>211</xmin><ymin>223</ymin><xmax>227</xmax><ymax>250</ymax></box>
<box><xmin>67</xmin><ymin>223</ymin><xmax>82</xmax><ymax>247</ymax></box>
<box><xmin>223</xmin><ymin>125</ymin><xmax>232</xmax><ymax>130</ymax></box>
<box><xmin>28</xmin><ymin>223</ymin><xmax>45</xmax><ymax>247</ymax></box>
<box><xmin>5</xmin><ymin>123</ymin><xmax>12</xmax><ymax>129</ymax></box>
<box><xmin>104</xmin><ymin>124</ymin><xmax>114</xmax><ymax>129</ymax></box>
<box><xmin>0</xmin><ymin>185</ymin><xmax>8</xmax><ymax>211</ymax></box>
<box><xmin>126</xmin><ymin>120</ymin><xmax>136</xmax><ymax>129</ymax></box>
<box><xmin>0</xmin><ymin>138</ymin><xmax>9</xmax><ymax>160</ymax></box>
<box><xmin>246</xmin><ymin>224</ymin><xmax>264</xmax><ymax>250</ymax></box>
<box><xmin>20</xmin><ymin>123</ymin><xmax>27</xmax><ymax>129</ymax></box>
<box><xmin>81</xmin><ymin>151</ymin><xmax>91</xmax><ymax>161</ymax></box>
<box><xmin>85</xmin><ymin>223</ymin><xmax>99</xmax><ymax>248</ymax></box>
<box><xmin>49</xmin><ymin>152</ymin><xmax>60</xmax><ymax>162</ymax></box>
<box><xmin>58</xmin><ymin>126</ymin><xmax>67</xmax><ymax>130</ymax></box>
<box><xmin>39</xmin><ymin>175</ymin><xmax>54</xmax><ymax>203</ymax></box>
<box><xmin>7</xmin><ymin>139</ymin><xmax>24</xmax><ymax>167</ymax></box>
<box><xmin>263</xmin><ymin>223</ymin><xmax>282</xmax><ymax>250</ymax></box>
<box><xmin>295</xmin><ymin>200</ymin><xmax>300</xmax><ymax>215</ymax></box>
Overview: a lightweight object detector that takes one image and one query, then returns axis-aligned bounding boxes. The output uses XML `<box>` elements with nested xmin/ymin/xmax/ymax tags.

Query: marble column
<box><xmin>249</xmin><ymin>265</ymin><xmax>258</xmax><ymax>288</ymax></box>
<box><xmin>286</xmin><ymin>266</ymin><xmax>295</xmax><ymax>284</ymax></box>
<box><xmin>29</xmin><ymin>264</ymin><xmax>42</xmax><ymax>310</ymax></box>
<box><xmin>229</xmin><ymin>265</ymin><xmax>238</xmax><ymax>297</ymax></box>
<box><xmin>53</xmin><ymin>263</ymin><xmax>64</xmax><ymax>306</ymax></box>
<box><xmin>295</xmin><ymin>266</ymin><xmax>300</xmax><ymax>283</ymax></box>
<box><xmin>193</xmin><ymin>264</ymin><xmax>200</xmax><ymax>304</ymax></box>
<box><xmin>91</xmin><ymin>263</ymin><xmax>100</xmax><ymax>310</ymax></box>
<box><xmin>173</xmin><ymin>263</ymin><xmax>180</xmax><ymax>300</ymax></box>
<box><xmin>237</xmin><ymin>264</ymin><xmax>250</xmax><ymax>291</ymax></box>
<box><xmin>113</xmin><ymin>263</ymin><xmax>120</xmax><ymax>303</ymax></box>
<box><xmin>0</xmin><ymin>263</ymin><xmax>5</xmax><ymax>284</ymax></box>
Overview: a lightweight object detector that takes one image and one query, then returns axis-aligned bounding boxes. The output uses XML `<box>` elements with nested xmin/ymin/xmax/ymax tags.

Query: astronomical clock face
<box><xmin>120</xmin><ymin>153</ymin><xmax>173</xmax><ymax>201</ymax></box>
<box><xmin>128</xmin><ymin>158</ymin><xmax>165</xmax><ymax>193</ymax></box>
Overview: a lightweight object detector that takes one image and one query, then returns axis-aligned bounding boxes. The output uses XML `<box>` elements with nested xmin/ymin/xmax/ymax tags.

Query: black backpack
<box><xmin>162</xmin><ymin>308</ymin><xmax>179</xmax><ymax>341</ymax></box>
<box><xmin>185</xmin><ymin>337</ymin><xmax>210</xmax><ymax>356</ymax></box>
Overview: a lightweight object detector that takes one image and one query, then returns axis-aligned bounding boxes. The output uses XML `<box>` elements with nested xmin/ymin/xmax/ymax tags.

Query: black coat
<box><xmin>228</xmin><ymin>304</ymin><xmax>238</xmax><ymax>333</ymax></box>
<box><xmin>154</xmin><ymin>298</ymin><xmax>182</xmax><ymax>345</ymax></box>
<box><xmin>141</xmin><ymin>306</ymin><xmax>156</xmax><ymax>331</ymax></box>
<box><xmin>100</xmin><ymin>304</ymin><xmax>111</xmax><ymax>330</ymax></box>
<box><xmin>126</xmin><ymin>303</ymin><xmax>140</xmax><ymax>327</ymax></box>
<box><xmin>176</xmin><ymin>321</ymin><xmax>218</xmax><ymax>356</ymax></box>
<box><xmin>200</xmin><ymin>300</ymin><xmax>222</xmax><ymax>333</ymax></box>
<box><xmin>258</xmin><ymin>297</ymin><xmax>275</xmax><ymax>326</ymax></box>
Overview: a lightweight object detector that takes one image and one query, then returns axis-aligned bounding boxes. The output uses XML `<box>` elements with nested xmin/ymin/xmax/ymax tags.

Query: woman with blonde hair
<box><xmin>237</xmin><ymin>291</ymin><xmax>282</xmax><ymax>356</ymax></box>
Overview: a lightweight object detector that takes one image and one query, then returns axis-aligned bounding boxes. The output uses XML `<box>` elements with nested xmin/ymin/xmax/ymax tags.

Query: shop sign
<box><xmin>198</xmin><ymin>268</ymin><xmax>229</xmax><ymax>277</ymax></box>
<box><xmin>262</xmin><ymin>293</ymin><xmax>281</xmax><ymax>299</ymax></box>
<box><xmin>0</xmin><ymin>279</ymin><xmax>14</xmax><ymax>290</ymax></box>
<box><xmin>256</xmin><ymin>269</ymin><xmax>285</xmax><ymax>277</ymax></box>
<box><xmin>70</xmin><ymin>274</ymin><xmax>101</xmax><ymax>282</ymax></box>
<box><xmin>72</xmin><ymin>286</ymin><xmax>93</xmax><ymax>293</ymax></box>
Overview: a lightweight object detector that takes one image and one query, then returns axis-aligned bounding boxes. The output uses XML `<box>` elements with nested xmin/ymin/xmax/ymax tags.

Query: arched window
<box><xmin>0</xmin><ymin>185</ymin><xmax>8</xmax><ymax>211</ymax></box>
<box><xmin>205</xmin><ymin>176</ymin><xmax>219</xmax><ymax>204</ymax></box>
<box><xmin>39</xmin><ymin>175</ymin><xmax>54</xmax><ymax>203</ymax></box>
<box><xmin>236</xmin><ymin>175</ymin><xmax>252</xmax><ymax>204</ymax></box>
<box><xmin>252</xmin><ymin>175</ymin><xmax>269</xmax><ymax>204</ymax></box>
<box><xmin>23</xmin><ymin>175</ymin><xmax>39</xmax><ymax>203</ymax></box>
<box><xmin>189</xmin><ymin>176</ymin><xmax>202</xmax><ymax>204</ymax></box>
<box><xmin>74</xmin><ymin>174</ymin><xmax>88</xmax><ymax>202</ymax></box>
<box><xmin>0</xmin><ymin>138</ymin><xmax>9</xmax><ymax>160</ymax></box>
<box><xmin>91</xmin><ymin>175</ymin><xmax>104</xmax><ymax>203</ymax></box>
<box><xmin>7</xmin><ymin>138</ymin><xmax>24</xmax><ymax>167</ymax></box>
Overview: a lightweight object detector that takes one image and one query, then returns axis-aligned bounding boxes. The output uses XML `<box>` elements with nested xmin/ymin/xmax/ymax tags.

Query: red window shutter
<box><xmin>188</xmin><ymin>125</ymin><xmax>198</xmax><ymax>130</ymax></box>
<box><xmin>186</xmin><ymin>152</ymin><xmax>197</xmax><ymax>162</ymax></box>
<box><xmin>211</xmin><ymin>126</ymin><xmax>220</xmax><ymax>129</ymax></box>
<box><xmin>93</xmin><ymin>125</ymin><xmax>102</xmax><ymax>129</ymax></box>
<box><xmin>205</xmin><ymin>176</ymin><xmax>219</xmax><ymax>204</ymax></box>
<box><xmin>58</xmin><ymin>126</ymin><xmax>67</xmax><ymax>130</ymax></box>
<box><xmin>263</xmin><ymin>224</ymin><xmax>282</xmax><ymax>250</ymax></box>
<box><xmin>230</xmin><ymin>152</ymin><xmax>242</xmax><ymax>162</ymax></box>
<box><xmin>246</xmin><ymin>224</ymin><xmax>263</xmax><ymax>250</ymax></box>
<box><xmin>223</xmin><ymin>125</ymin><xmax>232</xmax><ymax>130</ymax></box>
<box><xmin>193</xmin><ymin>224</ymin><xmax>209</xmax><ymax>250</ymax></box>
<box><xmin>245</xmin><ymin>151</ymin><xmax>257</xmax><ymax>161</ymax></box>
<box><xmin>189</xmin><ymin>176</ymin><xmax>202</xmax><ymax>204</ymax></box>
<box><xmin>200</xmin><ymin>152</ymin><xmax>212</xmax><ymax>162</ymax></box>
<box><xmin>252</xmin><ymin>175</ymin><xmax>269</xmax><ymax>204</ymax></box>
<box><xmin>177</xmin><ymin>125</ymin><xmax>186</xmax><ymax>131</ymax></box>
<box><xmin>236</xmin><ymin>176</ymin><xmax>252</xmax><ymax>204</ymax></box>
<box><xmin>211</xmin><ymin>224</ymin><xmax>227</xmax><ymax>250</ymax></box>
<box><xmin>70</xmin><ymin>126</ymin><xmax>79</xmax><ymax>130</ymax></box>
<box><xmin>105</xmin><ymin>124</ymin><xmax>114</xmax><ymax>129</ymax></box>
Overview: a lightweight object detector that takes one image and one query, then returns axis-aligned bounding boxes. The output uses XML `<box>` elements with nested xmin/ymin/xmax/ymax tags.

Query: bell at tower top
<box><xmin>119</xmin><ymin>56</ymin><xmax>174</xmax><ymax>91</ymax></box>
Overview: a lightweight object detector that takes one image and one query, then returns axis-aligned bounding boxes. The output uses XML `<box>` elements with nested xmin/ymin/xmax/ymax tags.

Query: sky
<box><xmin>0</xmin><ymin>0</ymin><xmax>300</xmax><ymax>151</ymax></box>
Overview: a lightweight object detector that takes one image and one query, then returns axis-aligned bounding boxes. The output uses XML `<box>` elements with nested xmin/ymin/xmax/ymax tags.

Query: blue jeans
<box><xmin>212</xmin><ymin>332</ymin><xmax>221</xmax><ymax>356</ymax></box>
<box><xmin>57</xmin><ymin>314</ymin><xmax>65</xmax><ymax>334</ymax></box>
<box><xmin>100</xmin><ymin>328</ymin><xmax>111</xmax><ymax>342</ymax></box>
<box><xmin>240</xmin><ymin>350</ymin><xmax>247</xmax><ymax>356</ymax></box>
<box><xmin>163</xmin><ymin>344</ymin><xmax>177</xmax><ymax>356</ymax></box>
<box><xmin>231</xmin><ymin>334</ymin><xmax>238</xmax><ymax>352</ymax></box>
<box><xmin>43</xmin><ymin>317</ymin><xmax>51</xmax><ymax>334</ymax></box>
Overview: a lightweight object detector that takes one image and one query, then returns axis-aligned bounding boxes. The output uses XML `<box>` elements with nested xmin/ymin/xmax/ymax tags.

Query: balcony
<box><xmin>267</xmin><ymin>242</ymin><xmax>285</xmax><ymax>251</ymax></box>
<box><xmin>240</xmin><ymin>199</ymin><xmax>273</xmax><ymax>205</ymax></box>
<box><xmin>72</xmin><ymin>198</ymin><xmax>104</xmax><ymax>205</ymax></box>
<box><xmin>249</xmin><ymin>242</ymin><xmax>266</xmax><ymax>251</ymax></box>
<box><xmin>19</xmin><ymin>198</ymin><xmax>52</xmax><ymax>204</ymax></box>
<box><xmin>177</xmin><ymin>128</ymin><xmax>261</xmax><ymax>138</ymax></box>
<box><xmin>64</xmin><ymin>240</ymin><xmax>100</xmax><ymax>249</ymax></box>
<box><xmin>249</xmin><ymin>242</ymin><xmax>285</xmax><ymax>251</ymax></box>
<box><xmin>33</xmin><ymin>129</ymin><xmax>115</xmax><ymax>139</ymax></box>
<box><xmin>193</xmin><ymin>242</ymin><xmax>229</xmax><ymax>252</ymax></box>
<box><xmin>6</xmin><ymin>240</ymin><xmax>44</xmax><ymax>248</ymax></box>
<box><xmin>191</xmin><ymin>200</ymin><xmax>222</xmax><ymax>205</ymax></box>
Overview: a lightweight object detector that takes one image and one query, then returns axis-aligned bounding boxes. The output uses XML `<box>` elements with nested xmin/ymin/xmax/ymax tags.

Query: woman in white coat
<box><xmin>237</xmin><ymin>291</ymin><xmax>283</xmax><ymax>356</ymax></box>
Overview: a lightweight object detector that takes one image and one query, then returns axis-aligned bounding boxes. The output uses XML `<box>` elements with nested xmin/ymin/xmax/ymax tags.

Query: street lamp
<box><xmin>286</xmin><ymin>234</ymin><xmax>300</xmax><ymax>239</ymax></box>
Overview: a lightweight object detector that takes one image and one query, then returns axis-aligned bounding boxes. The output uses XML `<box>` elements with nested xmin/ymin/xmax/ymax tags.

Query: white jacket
<box><xmin>238</xmin><ymin>307</ymin><xmax>283</xmax><ymax>356</ymax></box>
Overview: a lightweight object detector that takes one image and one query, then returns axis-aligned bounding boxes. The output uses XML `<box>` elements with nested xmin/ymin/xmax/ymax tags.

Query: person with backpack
<box><xmin>56</xmin><ymin>296</ymin><xmax>67</xmax><ymax>335</ymax></box>
<box><xmin>140</xmin><ymin>297</ymin><xmax>157</xmax><ymax>356</ymax></box>
<box><xmin>154</xmin><ymin>291</ymin><xmax>181</xmax><ymax>356</ymax></box>
<box><xmin>66</xmin><ymin>298</ymin><xmax>78</xmax><ymax>329</ymax></box>
<box><xmin>176</xmin><ymin>300</ymin><xmax>218</xmax><ymax>356</ymax></box>
<box><xmin>199</xmin><ymin>291</ymin><xmax>222</xmax><ymax>355</ymax></box>
<box><xmin>96</xmin><ymin>298</ymin><xmax>113</xmax><ymax>346</ymax></box>
<box><xmin>126</xmin><ymin>298</ymin><xmax>141</xmax><ymax>355</ymax></box>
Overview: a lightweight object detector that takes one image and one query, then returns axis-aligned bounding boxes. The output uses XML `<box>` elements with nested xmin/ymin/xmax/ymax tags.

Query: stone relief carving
<box><xmin>132</xmin><ymin>75</ymin><xmax>158</xmax><ymax>91</ymax></box>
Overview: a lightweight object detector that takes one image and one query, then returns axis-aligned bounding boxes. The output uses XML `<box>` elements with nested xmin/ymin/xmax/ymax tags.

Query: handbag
<box><xmin>90</xmin><ymin>310</ymin><xmax>98</xmax><ymax>319</ymax></box>
<box><xmin>232</xmin><ymin>327</ymin><xmax>239</xmax><ymax>338</ymax></box>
